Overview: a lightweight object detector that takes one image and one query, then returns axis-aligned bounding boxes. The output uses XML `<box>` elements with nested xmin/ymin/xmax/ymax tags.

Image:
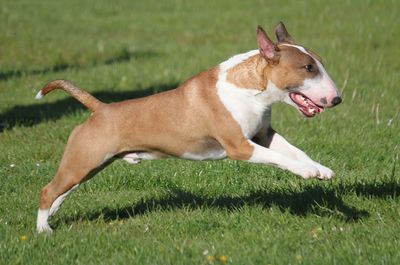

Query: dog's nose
<box><xmin>331</xmin><ymin>96</ymin><xmax>342</xmax><ymax>106</ymax></box>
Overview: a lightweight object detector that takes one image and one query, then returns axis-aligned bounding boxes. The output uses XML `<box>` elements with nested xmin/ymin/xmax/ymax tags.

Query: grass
<box><xmin>1</xmin><ymin>0</ymin><xmax>400</xmax><ymax>264</ymax></box>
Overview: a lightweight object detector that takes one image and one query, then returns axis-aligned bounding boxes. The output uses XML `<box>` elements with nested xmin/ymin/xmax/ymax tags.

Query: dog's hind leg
<box><xmin>37</xmin><ymin>124</ymin><xmax>118</xmax><ymax>233</ymax></box>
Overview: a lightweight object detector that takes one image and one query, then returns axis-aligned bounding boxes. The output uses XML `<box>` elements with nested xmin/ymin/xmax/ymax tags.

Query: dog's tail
<box><xmin>35</xmin><ymin>80</ymin><xmax>105</xmax><ymax>112</ymax></box>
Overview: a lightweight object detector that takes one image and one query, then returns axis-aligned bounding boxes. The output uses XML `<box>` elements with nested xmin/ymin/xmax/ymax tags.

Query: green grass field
<box><xmin>1</xmin><ymin>0</ymin><xmax>399</xmax><ymax>264</ymax></box>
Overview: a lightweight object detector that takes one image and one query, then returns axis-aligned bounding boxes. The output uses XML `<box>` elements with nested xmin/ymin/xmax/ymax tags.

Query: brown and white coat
<box><xmin>36</xmin><ymin>22</ymin><xmax>341</xmax><ymax>233</ymax></box>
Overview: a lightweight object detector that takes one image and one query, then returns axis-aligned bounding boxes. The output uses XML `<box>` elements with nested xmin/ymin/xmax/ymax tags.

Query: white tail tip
<box><xmin>35</xmin><ymin>90</ymin><xmax>44</xmax><ymax>99</ymax></box>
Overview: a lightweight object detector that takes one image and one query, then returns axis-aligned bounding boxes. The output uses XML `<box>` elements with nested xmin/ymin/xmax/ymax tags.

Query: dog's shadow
<box><xmin>0</xmin><ymin>48</ymin><xmax>158</xmax><ymax>82</ymax></box>
<box><xmin>59</xmin><ymin>179</ymin><xmax>400</xmax><ymax>227</ymax></box>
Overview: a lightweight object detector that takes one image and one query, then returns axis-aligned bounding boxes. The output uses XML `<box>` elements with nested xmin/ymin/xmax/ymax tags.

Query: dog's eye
<box><xmin>304</xmin><ymin>64</ymin><xmax>313</xmax><ymax>72</ymax></box>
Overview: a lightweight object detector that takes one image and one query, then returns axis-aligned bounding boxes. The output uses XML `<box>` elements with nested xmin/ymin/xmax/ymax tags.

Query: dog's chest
<box><xmin>217</xmin><ymin>81</ymin><xmax>271</xmax><ymax>139</ymax></box>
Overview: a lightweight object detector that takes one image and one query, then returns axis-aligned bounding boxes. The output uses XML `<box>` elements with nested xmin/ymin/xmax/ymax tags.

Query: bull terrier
<box><xmin>35</xmin><ymin>22</ymin><xmax>341</xmax><ymax>233</ymax></box>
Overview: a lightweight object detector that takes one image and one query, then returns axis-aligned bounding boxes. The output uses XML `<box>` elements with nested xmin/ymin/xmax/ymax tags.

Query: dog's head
<box><xmin>257</xmin><ymin>22</ymin><xmax>341</xmax><ymax>117</ymax></box>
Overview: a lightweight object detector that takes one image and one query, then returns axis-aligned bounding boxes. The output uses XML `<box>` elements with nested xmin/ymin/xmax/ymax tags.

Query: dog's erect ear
<box><xmin>275</xmin><ymin>22</ymin><xmax>294</xmax><ymax>44</ymax></box>
<box><xmin>257</xmin><ymin>26</ymin><xmax>280</xmax><ymax>62</ymax></box>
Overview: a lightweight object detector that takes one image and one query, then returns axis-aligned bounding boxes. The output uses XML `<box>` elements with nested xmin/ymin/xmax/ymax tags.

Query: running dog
<box><xmin>36</xmin><ymin>22</ymin><xmax>341</xmax><ymax>233</ymax></box>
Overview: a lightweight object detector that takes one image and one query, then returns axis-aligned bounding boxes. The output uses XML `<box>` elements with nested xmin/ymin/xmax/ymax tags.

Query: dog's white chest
<box><xmin>217</xmin><ymin>84</ymin><xmax>270</xmax><ymax>138</ymax></box>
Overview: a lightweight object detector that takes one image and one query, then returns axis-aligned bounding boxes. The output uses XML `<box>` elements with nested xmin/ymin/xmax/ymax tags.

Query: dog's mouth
<box><xmin>289</xmin><ymin>92</ymin><xmax>324</xmax><ymax>117</ymax></box>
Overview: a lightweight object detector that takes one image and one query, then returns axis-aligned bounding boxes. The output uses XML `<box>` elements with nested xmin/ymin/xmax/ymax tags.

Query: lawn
<box><xmin>1</xmin><ymin>0</ymin><xmax>399</xmax><ymax>264</ymax></box>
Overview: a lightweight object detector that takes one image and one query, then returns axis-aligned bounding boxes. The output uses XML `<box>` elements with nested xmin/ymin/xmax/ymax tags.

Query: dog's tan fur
<box><xmin>226</xmin><ymin>55</ymin><xmax>268</xmax><ymax>90</ymax></box>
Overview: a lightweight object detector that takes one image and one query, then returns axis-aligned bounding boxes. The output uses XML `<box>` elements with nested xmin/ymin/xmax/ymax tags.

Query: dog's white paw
<box><xmin>37</xmin><ymin>209</ymin><xmax>53</xmax><ymax>234</ymax></box>
<box><xmin>289</xmin><ymin>162</ymin><xmax>320</xmax><ymax>179</ymax></box>
<box><xmin>37</xmin><ymin>223</ymin><xmax>53</xmax><ymax>234</ymax></box>
<box><xmin>289</xmin><ymin>161</ymin><xmax>334</xmax><ymax>180</ymax></box>
<box><xmin>313</xmin><ymin>163</ymin><xmax>334</xmax><ymax>180</ymax></box>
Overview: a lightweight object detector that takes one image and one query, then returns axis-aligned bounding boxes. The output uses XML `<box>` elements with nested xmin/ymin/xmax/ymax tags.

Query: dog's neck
<box><xmin>224</xmin><ymin>51</ymin><xmax>268</xmax><ymax>91</ymax></box>
<box><xmin>218</xmin><ymin>50</ymin><xmax>286</xmax><ymax>107</ymax></box>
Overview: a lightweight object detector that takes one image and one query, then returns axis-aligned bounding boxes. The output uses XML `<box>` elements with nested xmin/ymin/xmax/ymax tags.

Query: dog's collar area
<box><xmin>289</xmin><ymin>92</ymin><xmax>324</xmax><ymax>117</ymax></box>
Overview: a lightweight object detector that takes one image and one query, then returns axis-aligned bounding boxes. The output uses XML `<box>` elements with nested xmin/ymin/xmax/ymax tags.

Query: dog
<box><xmin>35</xmin><ymin>22</ymin><xmax>341</xmax><ymax>233</ymax></box>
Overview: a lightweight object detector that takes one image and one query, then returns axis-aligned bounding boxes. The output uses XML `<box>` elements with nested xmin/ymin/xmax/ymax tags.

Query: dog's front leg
<box><xmin>259</xmin><ymin>127</ymin><xmax>334</xmax><ymax>179</ymax></box>
<box><xmin>222</xmin><ymin>138</ymin><xmax>322</xmax><ymax>179</ymax></box>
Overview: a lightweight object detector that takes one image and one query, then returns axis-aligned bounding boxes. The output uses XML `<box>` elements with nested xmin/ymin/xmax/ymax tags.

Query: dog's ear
<box><xmin>257</xmin><ymin>25</ymin><xmax>280</xmax><ymax>62</ymax></box>
<box><xmin>275</xmin><ymin>22</ymin><xmax>294</xmax><ymax>44</ymax></box>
